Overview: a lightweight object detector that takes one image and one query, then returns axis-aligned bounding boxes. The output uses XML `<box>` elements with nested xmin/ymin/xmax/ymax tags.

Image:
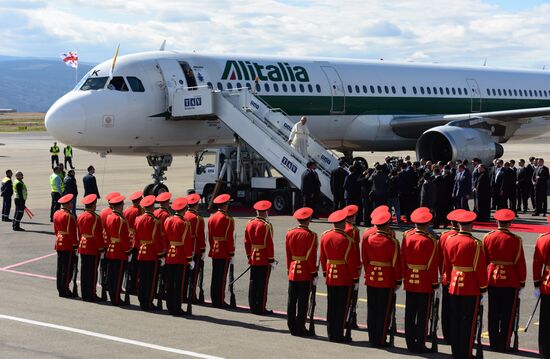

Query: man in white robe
<box><xmin>288</xmin><ymin>116</ymin><xmax>309</xmax><ymax>158</ymax></box>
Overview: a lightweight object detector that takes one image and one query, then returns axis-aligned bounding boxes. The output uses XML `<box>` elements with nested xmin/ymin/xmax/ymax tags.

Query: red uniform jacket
<box><xmin>533</xmin><ymin>232</ymin><xmax>550</xmax><ymax>295</ymax></box>
<box><xmin>401</xmin><ymin>228</ymin><xmax>440</xmax><ymax>293</ymax></box>
<box><xmin>123</xmin><ymin>205</ymin><xmax>142</xmax><ymax>247</ymax></box>
<box><xmin>134</xmin><ymin>212</ymin><xmax>163</xmax><ymax>261</ymax></box>
<box><xmin>154</xmin><ymin>207</ymin><xmax>171</xmax><ymax>252</ymax></box>
<box><xmin>77</xmin><ymin>210</ymin><xmax>104</xmax><ymax>255</ymax></box>
<box><xmin>439</xmin><ymin>228</ymin><xmax>458</xmax><ymax>285</ymax></box>
<box><xmin>362</xmin><ymin>230</ymin><xmax>402</xmax><ymax>288</ymax></box>
<box><xmin>208</xmin><ymin>210</ymin><xmax>235</xmax><ymax>259</ymax></box>
<box><xmin>345</xmin><ymin>222</ymin><xmax>361</xmax><ymax>257</ymax></box>
<box><xmin>245</xmin><ymin>217</ymin><xmax>275</xmax><ymax>266</ymax></box>
<box><xmin>53</xmin><ymin>208</ymin><xmax>78</xmax><ymax>251</ymax></box>
<box><xmin>105</xmin><ymin>211</ymin><xmax>132</xmax><ymax>261</ymax></box>
<box><xmin>320</xmin><ymin>228</ymin><xmax>360</xmax><ymax>286</ymax></box>
<box><xmin>163</xmin><ymin>214</ymin><xmax>194</xmax><ymax>265</ymax></box>
<box><xmin>100</xmin><ymin>207</ymin><xmax>113</xmax><ymax>248</ymax></box>
<box><xmin>184</xmin><ymin>209</ymin><xmax>206</xmax><ymax>254</ymax></box>
<box><xmin>483</xmin><ymin>228</ymin><xmax>527</xmax><ymax>289</ymax></box>
<box><xmin>285</xmin><ymin>225</ymin><xmax>318</xmax><ymax>281</ymax></box>
<box><xmin>444</xmin><ymin>232</ymin><xmax>488</xmax><ymax>296</ymax></box>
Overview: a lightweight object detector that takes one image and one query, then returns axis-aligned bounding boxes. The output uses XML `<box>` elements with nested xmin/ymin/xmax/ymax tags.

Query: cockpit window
<box><xmin>107</xmin><ymin>76</ymin><xmax>129</xmax><ymax>92</ymax></box>
<box><xmin>80</xmin><ymin>77</ymin><xmax>108</xmax><ymax>91</ymax></box>
<box><xmin>127</xmin><ymin>77</ymin><xmax>145</xmax><ymax>92</ymax></box>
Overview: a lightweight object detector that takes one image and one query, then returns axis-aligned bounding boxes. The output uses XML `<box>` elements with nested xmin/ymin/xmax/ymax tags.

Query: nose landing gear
<box><xmin>143</xmin><ymin>154</ymin><xmax>172</xmax><ymax>196</ymax></box>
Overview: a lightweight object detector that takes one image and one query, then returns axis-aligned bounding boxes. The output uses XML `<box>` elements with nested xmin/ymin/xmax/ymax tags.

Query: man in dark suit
<box><xmin>63</xmin><ymin>169</ymin><xmax>78</xmax><ymax>216</ymax></box>
<box><xmin>83</xmin><ymin>165</ymin><xmax>100</xmax><ymax>199</ymax></box>
<box><xmin>517</xmin><ymin>159</ymin><xmax>531</xmax><ymax>212</ymax></box>
<box><xmin>528</xmin><ymin>157</ymin><xmax>537</xmax><ymax>209</ymax></box>
<box><xmin>453</xmin><ymin>164</ymin><xmax>471</xmax><ymax>210</ymax></box>
<box><xmin>369</xmin><ymin>164</ymin><xmax>389</xmax><ymax>208</ymax></box>
<box><xmin>500</xmin><ymin>162</ymin><xmax>516</xmax><ymax>211</ymax></box>
<box><xmin>475</xmin><ymin>164</ymin><xmax>491</xmax><ymax>221</ymax></box>
<box><xmin>382</xmin><ymin>156</ymin><xmax>392</xmax><ymax>174</ymax></box>
<box><xmin>330</xmin><ymin>160</ymin><xmax>348</xmax><ymax>210</ymax></box>
<box><xmin>344</xmin><ymin>164</ymin><xmax>362</xmax><ymax>225</ymax></box>
<box><xmin>301</xmin><ymin>161</ymin><xmax>321</xmax><ymax>217</ymax></box>
<box><xmin>533</xmin><ymin>158</ymin><xmax>549</xmax><ymax>216</ymax></box>
<box><xmin>491</xmin><ymin>159</ymin><xmax>505</xmax><ymax>209</ymax></box>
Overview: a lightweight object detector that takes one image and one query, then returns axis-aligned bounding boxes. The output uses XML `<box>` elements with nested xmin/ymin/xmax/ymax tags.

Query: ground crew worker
<box><xmin>99</xmin><ymin>192</ymin><xmax>121</xmax><ymax>300</ymax></box>
<box><xmin>1</xmin><ymin>169</ymin><xmax>13</xmax><ymax>222</ymax></box>
<box><xmin>533</xmin><ymin>216</ymin><xmax>550</xmax><ymax>358</ymax></box>
<box><xmin>134</xmin><ymin>195</ymin><xmax>164</xmax><ymax>311</ymax></box>
<box><xmin>105</xmin><ymin>195</ymin><xmax>132</xmax><ymax>306</ymax></box>
<box><xmin>63</xmin><ymin>145</ymin><xmax>75</xmax><ymax>169</ymax></box>
<box><xmin>483</xmin><ymin>209</ymin><xmax>526</xmax><ymax>352</ymax></box>
<box><xmin>12</xmin><ymin>171</ymin><xmax>27</xmax><ymax>231</ymax></box>
<box><xmin>320</xmin><ymin>209</ymin><xmax>360</xmax><ymax>343</ymax></box>
<box><xmin>183</xmin><ymin>193</ymin><xmax>206</xmax><ymax>303</ymax></box>
<box><xmin>344</xmin><ymin>204</ymin><xmax>361</xmax><ymax>328</ymax></box>
<box><xmin>124</xmin><ymin>191</ymin><xmax>143</xmax><ymax>295</ymax></box>
<box><xmin>244</xmin><ymin>200</ymin><xmax>276</xmax><ymax>315</ymax></box>
<box><xmin>443</xmin><ymin>210</ymin><xmax>488</xmax><ymax>359</ymax></box>
<box><xmin>53</xmin><ymin>194</ymin><xmax>78</xmax><ymax>297</ymax></box>
<box><xmin>402</xmin><ymin>207</ymin><xmax>440</xmax><ymax>353</ymax></box>
<box><xmin>208</xmin><ymin>194</ymin><xmax>235</xmax><ymax>308</ymax></box>
<box><xmin>439</xmin><ymin>209</ymin><xmax>465</xmax><ymax>344</ymax></box>
<box><xmin>285</xmin><ymin>207</ymin><xmax>318</xmax><ymax>337</ymax></box>
<box><xmin>77</xmin><ymin>194</ymin><xmax>105</xmax><ymax>302</ymax></box>
<box><xmin>362</xmin><ymin>206</ymin><xmax>402</xmax><ymax>347</ymax></box>
<box><xmin>164</xmin><ymin>197</ymin><xmax>194</xmax><ymax>316</ymax></box>
<box><xmin>50</xmin><ymin>166</ymin><xmax>64</xmax><ymax>222</ymax></box>
<box><xmin>50</xmin><ymin>141</ymin><xmax>60</xmax><ymax>169</ymax></box>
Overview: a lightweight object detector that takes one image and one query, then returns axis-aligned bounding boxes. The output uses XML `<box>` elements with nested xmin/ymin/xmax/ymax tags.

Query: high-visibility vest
<box><xmin>50</xmin><ymin>173</ymin><xmax>64</xmax><ymax>193</ymax></box>
<box><xmin>13</xmin><ymin>179</ymin><xmax>27</xmax><ymax>200</ymax></box>
<box><xmin>50</xmin><ymin>145</ymin><xmax>60</xmax><ymax>156</ymax></box>
<box><xmin>64</xmin><ymin>146</ymin><xmax>72</xmax><ymax>157</ymax></box>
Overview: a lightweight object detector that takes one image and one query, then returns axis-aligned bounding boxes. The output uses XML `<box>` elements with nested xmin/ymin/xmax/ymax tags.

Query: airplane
<box><xmin>45</xmin><ymin>50</ymin><xmax>550</xmax><ymax>195</ymax></box>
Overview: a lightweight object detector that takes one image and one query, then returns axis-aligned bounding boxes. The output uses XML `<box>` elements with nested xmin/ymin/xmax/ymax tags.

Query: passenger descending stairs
<box><xmin>212</xmin><ymin>88</ymin><xmax>341</xmax><ymax>201</ymax></box>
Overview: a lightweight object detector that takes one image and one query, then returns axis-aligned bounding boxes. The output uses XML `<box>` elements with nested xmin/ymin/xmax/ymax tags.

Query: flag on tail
<box><xmin>60</xmin><ymin>51</ymin><xmax>78</xmax><ymax>68</ymax></box>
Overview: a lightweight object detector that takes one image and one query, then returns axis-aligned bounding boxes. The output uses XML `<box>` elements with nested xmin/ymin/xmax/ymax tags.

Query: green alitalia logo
<box><xmin>221</xmin><ymin>60</ymin><xmax>310</xmax><ymax>82</ymax></box>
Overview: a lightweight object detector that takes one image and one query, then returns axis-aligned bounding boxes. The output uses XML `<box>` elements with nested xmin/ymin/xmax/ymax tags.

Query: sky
<box><xmin>1</xmin><ymin>0</ymin><xmax>550</xmax><ymax>68</ymax></box>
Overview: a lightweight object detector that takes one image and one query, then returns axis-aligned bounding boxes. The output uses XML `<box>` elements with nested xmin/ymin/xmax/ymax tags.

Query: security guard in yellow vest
<box><xmin>1</xmin><ymin>169</ymin><xmax>13</xmax><ymax>222</ymax></box>
<box><xmin>64</xmin><ymin>145</ymin><xmax>75</xmax><ymax>169</ymax></box>
<box><xmin>50</xmin><ymin>141</ymin><xmax>60</xmax><ymax>169</ymax></box>
<box><xmin>12</xmin><ymin>171</ymin><xmax>27</xmax><ymax>231</ymax></box>
<box><xmin>50</xmin><ymin>166</ymin><xmax>64</xmax><ymax>222</ymax></box>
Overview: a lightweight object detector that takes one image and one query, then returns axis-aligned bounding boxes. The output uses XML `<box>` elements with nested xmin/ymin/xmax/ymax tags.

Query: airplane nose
<box><xmin>45</xmin><ymin>97</ymin><xmax>85</xmax><ymax>144</ymax></box>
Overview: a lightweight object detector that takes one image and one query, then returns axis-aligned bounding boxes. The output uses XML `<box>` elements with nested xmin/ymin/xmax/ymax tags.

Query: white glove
<box><xmin>354</xmin><ymin>283</ymin><xmax>359</xmax><ymax>291</ymax></box>
<box><xmin>200</xmin><ymin>252</ymin><xmax>205</xmax><ymax>260</ymax></box>
<box><xmin>480</xmin><ymin>295</ymin><xmax>486</xmax><ymax>304</ymax></box>
<box><xmin>518</xmin><ymin>287</ymin><xmax>523</xmax><ymax>297</ymax></box>
<box><xmin>159</xmin><ymin>257</ymin><xmax>166</xmax><ymax>267</ymax></box>
<box><xmin>270</xmin><ymin>260</ymin><xmax>278</xmax><ymax>271</ymax></box>
<box><xmin>230</xmin><ymin>257</ymin><xmax>234</xmax><ymax>265</ymax></box>
<box><xmin>534</xmin><ymin>288</ymin><xmax>541</xmax><ymax>299</ymax></box>
<box><xmin>127</xmin><ymin>253</ymin><xmax>133</xmax><ymax>263</ymax></box>
<box><xmin>189</xmin><ymin>261</ymin><xmax>195</xmax><ymax>270</ymax></box>
<box><xmin>312</xmin><ymin>276</ymin><xmax>318</xmax><ymax>286</ymax></box>
<box><xmin>100</xmin><ymin>252</ymin><xmax>105</xmax><ymax>260</ymax></box>
<box><xmin>395</xmin><ymin>283</ymin><xmax>401</xmax><ymax>292</ymax></box>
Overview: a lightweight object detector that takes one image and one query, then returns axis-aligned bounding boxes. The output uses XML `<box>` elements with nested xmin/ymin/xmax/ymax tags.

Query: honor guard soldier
<box><xmin>443</xmin><ymin>210</ymin><xmax>488</xmax><ymax>359</ymax></box>
<box><xmin>439</xmin><ymin>209</ymin><xmax>465</xmax><ymax>344</ymax></box>
<box><xmin>483</xmin><ymin>209</ymin><xmax>526</xmax><ymax>352</ymax></box>
<box><xmin>533</xmin><ymin>216</ymin><xmax>550</xmax><ymax>358</ymax></box>
<box><xmin>105</xmin><ymin>195</ymin><xmax>132</xmax><ymax>306</ymax></box>
<box><xmin>53</xmin><ymin>194</ymin><xmax>78</xmax><ymax>297</ymax></box>
<box><xmin>77</xmin><ymin>194</ymin><xmax>105</xmax><ymax>302</ymax></box>
<box><xmin>154</xmin><ymin>192</ymin><xmax>172</xmax><ymax>303</ymax></box>
<box><xmin>134</xmin><ymin>195</ymin><xmax>164</xmax><ymax>310</ymax></box>
<box><xmin>208</xmin><ymin>194</ymin><xmax>235</xmax><ymax>308</ymax></box>
<box><xmin>123</xmin><ymin>191</ymin><xmax>143</xmax><ymax>295</ymax></box>
<box><xmin>164</xmin><ymin>197</ymin><xmax>194</xmax><ymax>316</ymax></box>
<box><xmin>245</xmin><ymin>200</ymin><xmax>276</xmax><ymax>314</ymax></box>
<box><xmin>183</xmin><ymin>193</ymin><xmax>206</xmax><ymax>303</ymax></box>
<box><xmin>402</xmin><ymin>208</ymin><xmax>440</xmax><ymax>353</ymax></box>
<box><xmin>362</xmin><ymin>207</ymin><xmax>402</xmax><ymax>347</ymax></box>
<box><xmin>99</xmin><ymin>192</ymin><xmax>121</xmax><ymax>300</ymax></box>
<box><xmin>362</xmin><ymin>205</ymin><xmax>391</xmax><ymax>242</ymax></box>
<box><xmin>320</xmin><ymin>209</ymin><xmax>360</xmax><ymax>343</ymax></box>
<box><xmin>285</xmin><ymin>207</ymin><xmax>318</xmax><ymax>336</ymax></box>
<box><xmin>344</xmin><ymin>204</ymin><xmax>362</xmax><ymax>328</ymax></box>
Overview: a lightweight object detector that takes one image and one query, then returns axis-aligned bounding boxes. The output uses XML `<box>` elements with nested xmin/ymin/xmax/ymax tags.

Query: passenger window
<box><xmin>107</xmin><ymin>76</ymin><xmax>129</xmax><ymax>91</ymax></box>
<box><xmin>446</xmin><ymin>87</ymin><xmax>450</xmax><ymax>95</ymax></box>
<box><xmin>519</xmin><ymin>89</ymin><xmax>523</xmax><ymax>96</ymax></box>
<box><xmin>426</xmin><ymin>87</ymin><xmax>431</xmax><ymax>95</ymax></box>
<box><xmin>363</xmin><ymin>85</ymin><xmax>368</xmax><ymax>93</ymax></box>
<box><xmin>255</xmin><ymin>83</ymin><xmax>261</xmax><ymax>92</ymax></box>
<box><xmin>282</xmin><ymin>84</ymin><xmax>288</xmax><ymax>92</ymax></box>
<box><xmin>299</xmin><ymin>84</ymin><xmax>305</xmax><ymax>92</ymax></box>
<box><xmin>391</xmin><ymin>86</ymin><xmax>396</xmax><ymax>94</ymax></box>
<box><xmin>377</xmin><ymin>85</ymin><xmax>382</xmax><ymax>94</ymax></box>
<box><xmin>127</xmin><ymin>77</ymin><xmax>145</xmax><ymax>92</ymax></box>
<box><xmin>413</xmin><ymin>86</ymin><xmax>417</xmax><ymax>94</ymax></box>
<box><xmin>264</xmin><ymin>83</ymin><xmax>270</xmax><ymax>92</ymax></box>
<box><xmin>420</xmin><ymin>87</ymin><xmax>425</xmax><ymax>95</ymax></box>
<box><xmin>246</xmin><ymin>83</ymin><xmax>252</xmax><ymax>91</ymax></box>
<box><xmin>355</xmin><ymin>85</ymin><xmax>360</xmax><ymax>93</ymax></box>
<box><xmin>316</xmin><ymin>84</ymin><xmax>321</xmax><ymax>93</ymax></box>
<box><xmin>486</xmin><ymin>89</ymin><xmax>491</xmax><ymax>96</ymax></box>
<box><xmin>433</xmin><ymin>87</ymin><xmax>437</xmax><ymax>94</ymax></box>
<box><xmin>458</xmin><ymin>88</ymin><xmax>462</xmax><ymax>95</ymax></box>
<box><xmin>227</xmin><ymin>82</ymin><xmax>233</xmax><ymax>90</ymax></box>
<box><xmin>291</xmin><ymin>84</ymin><xmax>296</xmax><ymax>92</ymax></box>
<box><xmin>217</xmin><ymin>82</ymin><xmax>223</xmax><ymax>91</ymax></box>
<box><xmin>544</xmin><ymin>90</ymin><xmax>548</xmax><ymax>97</ymax></box>
<box><xmin>236</xmin><ymin>82</ymin><xmax>242</xmax><ymax>89</ymax></box>
<box><xmin>497</xmin><ymin>89</ymin><xmax>502</xmax><ymax>96</ymax></box>
<box><xmin>529</xmin><ymin>90</ymin><xmax>533</xmax><ymax>96</ymax></box>
<box><xmin>439</xmin><ymin>87</ymin><xmax>443</xmax><ymax>94</ymax></box>
<box><xmin>384</xmin><ymin>85</ymin><xmax>389</xmax><ymax>94</ymax></box>
<box><xmin>370</xmin><ymin>85</ymin><xmax>375</xmax><ymax>93</ymax></box>
<box><xmin>539</xmin><ymin>90</ymin><xmax>543</xmax><ymax>97</ymax></box>
<box><xmin>463</xmin><ymin>88</ymin><xmax>468</xmax><ymax>95</ymax></box>
<box><xmin>347</xmin><ymin>85</ymin><xmax>353</xmax><ymax>93</ymax></box>
<box><xmin>514</xmin><ymin>89</ymin><xmax>518</xmax><ymax>96</ymax></box>
<box><xmin>273</xmin><ymin>83</ymin><xmax>279</xmax><ymax>92</ymax></box>
<box><xmin>307</xmin><ymin>84</ymin><xmax>313</xmax><ymax>93</ymax></box>
<box><xmin>452</xmin><ymin>88</ymin><xmax>456</xmax><ymax>95</ymax></box>
<box><xmin>402</xmin><ymin>86</ymin><xmax>407</xmax><ymax>94</ymax></box>
<box><xmin>80</xmin><ymin>77</ymin><xmax>108</xmax><ymax>91</ymax></box>
<box><xmin>207</xmin><ymin>82</ymin><xmax>213</xmax><ymax>89</ymax></box>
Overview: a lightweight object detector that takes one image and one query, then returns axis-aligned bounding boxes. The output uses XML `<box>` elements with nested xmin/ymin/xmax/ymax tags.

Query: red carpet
<box><xmin>473</xmin><ymin>221</ymin><xmax>550</xmax><ymax>234</ymax></box>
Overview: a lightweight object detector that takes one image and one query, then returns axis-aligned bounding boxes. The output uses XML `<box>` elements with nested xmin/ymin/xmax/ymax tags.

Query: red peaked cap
<box><xmin>293</xmin><ymin>207</ymin><xmax>313</xmax><ymax>220</ymax></box>
<box><xmin>156</xmin><ymin>192</ymin><xmax>172</xmax><ymax>203</ymax></box>
<box><xmin>372</xmin><ymin>205</ymin><xmax>389</xmax><ymax>215</ymax></box>
<box><xmin>456</xmin><ymin>210</ymin><xmax>477</xmax><ymax>223</ymax></box>
<box><xmin>105</xmin><ymin>192</ymin><xmax>121</xmax><ymax>201</ymax></box>
<box><xmin>129</xmin><ymin>191</ymin><xmax>143</xmax><ymax>201</ymax></box>
<box><xmin>213</xmin><ymin>193</ymin><xmax>231</xmax><ymax>204</ymax></box>
<box><xmin>187</xmin><ymin>193</ymin><xmax>201</xmax><ymax>205</ymax></box>
<box><xmin>109</xmin><ymin>195</ymin><xmax>125</xmax><ymax>205</ymax></box>
<box><xmin>140</xmin><ymin>195</ymin><xmax>156</xmax><ymax>208</ymax></box>
<box><xmin>344</xmin><ymin>204</ymin><xmax>359</xmax><ymax>217</ymax></box>
<box><xmin>254</xmin><ymin>200</ymin><xmax>272</xmax><ymax>211</ymax></box>
<box><xmin>447</xmin><ymin>209</ymin><xmax>467</xmax><ymax>221</ymax></box>
<box><xmin>327</xmin><ymin>209</ymin><xmax>348</xmax><ymax>223</ymax></box>
<box><xmin>171</xmin><ymin>197</ymin><xmax>188</xmax><ymax>211</ymax></box>
<box><xmin>494</xmin><ymin>209</ymin><xmax>515</xmax><ymax>222</ymax></box>
<box><xmin>410</xmin><ymin>207</ymin><xmax>433</xmax><ymax>224</ymax></box>
<box><xmin>371</xmin><ymin>211</ymin><xmax>391</xmax><ymax>226</ymax></box>
<box><xmin>81</xmin><ymin>194</ymin><xmax>97</xmax><ymax>205</ymax></box>
<box><xmin>58</xmin><ymin>194</ymin><xmax>74</xmax><ymax>204</ymax></box>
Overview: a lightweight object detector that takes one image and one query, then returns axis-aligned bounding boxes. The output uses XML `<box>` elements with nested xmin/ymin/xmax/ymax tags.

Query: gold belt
<box><xmin>213</xmin><ymin>236</ymin><xmax>226</xmax><ymax>241</ymax></box>
<box><xmin>491</xmin><ymin>261</ymin><xmax>514</xmax><ymax>265</ymax></box>
<box><xmin>110</xmin><ymin>237</ymin><xmax>120</xmax><ymax>243</ymax></box>
<box><xmin>328</xmin><ymin>259</ymin><xmax>345</xmax><ymax>265</ymax></box>
<box><xmin>169</xmin><ymin>241</ymin><xmax>183</xmax><ymax>247</ymax></box>
<box><xmin>81</xmin><ymin>234</ymin><xmax>93</xmax><ymax>239</ymax></box>
<box><xmin>57</xmin><ymin>231</ymin><xmax>69</xmax><ymax>235</ymax></box>
<box><xmin>252</xmin><ymin>244</ymin><xmax>266</xmax><ymax>249</ymax></box>
<box><xmin>407</xmin><ymin>264</ymin><xmax>428</xmax><ymax>270</ymax></box>
<box><xmin>453</xmin><ymin>265</ymin><xmax>474</xmax><ymax>272</ymax></box>
<box><xmin>292</xmin><ymin>256</ymin><xmax>306</xmax><ymax>261</ymax></box>
<box><xmin>140</xmin><ymin>240</ymin><xmax>152</xmax><ymax>245</ymax></box>
<box><xmin>369</xmin><ymin>261</ymin><xmax>392</xmax><ymax>267</ymax></box>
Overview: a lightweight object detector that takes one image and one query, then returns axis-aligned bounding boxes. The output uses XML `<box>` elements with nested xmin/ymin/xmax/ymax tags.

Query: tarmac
<box><xmin>1</xmin><ymin>131</ymin><xmax>549</xmax><ymax>358</ymax></box>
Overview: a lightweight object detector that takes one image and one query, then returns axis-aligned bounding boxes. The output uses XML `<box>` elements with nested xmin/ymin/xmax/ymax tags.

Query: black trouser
<box><xmin>287</xmin><ymin>280</ymin><xmax>312</xmax><ymax>336</ymax></box>
<box><xmin>441</xmin><ymin>284</ymin><xmax>451</xmax><ymax>344</ymax></box>
<box><xmin>326</xmin><ymin>285</ymin><xmax>353</xmax><ymax>342</ymax></box>
<box><xmin>56</xmin><ymin>250</ymin><xmax>74</xmax><ymax>297</ymax></box>
<box><xmin>400</xmin><ymin>193</ymin><xmax>414</xmax><ymax>221</ymax></box>
<box><xmin>332</xmin><ymin>192</ymin><xmax>345</xmax><ymax>210</ymax></box>
<box><xmin>165</xmin><ymin>263</ymin><xmax>186</xmax><ymax>315</ymax></box>
<box><xmin>367</xmin><ymin>286</ymin><xmax>394</xmax><ymax>346</ymax></box>
<box><xmin>449</xmin><ymin>294</ymin><xmax>479</xmax><ymax>359</ymax></box>
<box><xmin>50</xmin><ymin>192</ymin><xmax>61</xmax><ymax>221</ymax></box>
<box><xmin>210</xmin><ymin>258</ymin><xmax>230</xmax><ymax>308</ymax></box>
<box><xmin>64</xmin><ymin>156</ymin><xmax>74</xmax><ymax>169</ymax></box>
<box><xmin>107</xmin><ymin>259</ymin><xmax>127</xmax><ymax>306</ymax></box>
<box><xmin>535</xmin><ymin>185</ymin><xmax>548</xmax><ymax>214</ymax></box>
<box><xmin>51</xmin><ymin>155</ymin><xmax>59</xmax><ymax>169</ymax></box>
<box><xmin>80</xmin><ymin>254</ymin><xmax>99</xmax><ymax>302</ymax></box>
<box><xmin>405</xmin><ymin>291</ymin><xmax>432</xmax><ymax>353</ymax></box>
<box><xmin>488</xmin><ymin>286</ymin><xmax>518</xmax><ymax>352</ymax></box>
<box><xmin>508</xmin><ymin>187</ymin><xmax>517</xmax><ymax>212</ymax></box>
<box><xmin>2</xmin><ymin>195</ymin><xmax>11</xmax><ymax>221</ymax></box>
<box><xmin>540</xmin><ymin>294</ymin><xmax>550</xmax><ymax>359</ymax></box>
<box><xmin>248</xmin><ymin>265</ymin><xmax>271</xmax><ymax>314</ymax></box>
<box><xmin>476</xmin><ymin>195</ymin><xmax>491</xmax><ymax>222</ymax></box>
<box><xmin>304</xmin><ymin>193</ymin><xmax>320</xmax><ymax>218</ymax></box>
<box><xmin>517</xmin><ymin>183</ymin><xmax>530</xmax><ymax>211</ymax></box>
<box><xmin>126</xmin><ymin>248</ymin><xmax>139</xmax><ymax>295</ymax></box>
<box><xmin>13</xmin><ymin>198</ymin><xmax>24</xmax><ymax>229</ymax></box>
<box><xmin>137</xmin><ymin>260</ymin><xmax>159</xmax><ymax>310</ymax></box>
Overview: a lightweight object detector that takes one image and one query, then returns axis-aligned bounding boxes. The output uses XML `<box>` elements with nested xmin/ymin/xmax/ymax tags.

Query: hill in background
<box><xmin>0</xmin><ymin>56</ymin><xmax>94</xmax><ymax>112</ymax></box>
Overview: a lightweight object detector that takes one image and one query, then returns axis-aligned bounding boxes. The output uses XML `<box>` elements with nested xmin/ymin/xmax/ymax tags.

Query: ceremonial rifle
<box><xmin>71</xmin><ymin>251</ymin><xmax>79</xmax><ymax>297</ymax></box>
<box><xmin>198</xmin><ymin>256</ymin><xmax>205</xmax><ymax>303</ymax></box>
<box><xmin>308</xmin><ymin>275</ymin><xmax>318</xmax><ymax>336</ymax></box>
<box><xmin>345</xmin><ymin>283</ymin><xmax>359</xmax><ymax>341</ymax></box>
<box><xmin>429</xmin><ymin>286</ymin><xmax>441</xmax><ymax>352</ymax></box>
<box><xmin>156</xmin><ymin>259</ymin><xmax>166</xmax><ymax>310</ymax></box>
<box><xmin>187</xmin><ymin>231</ymin><xmax>197</xmax><ymax>315</ymax></box>
<box><xmin>388</xmin><ymin>291</ymin><xmax>397</xmax><ymax>347</ymax></box>
<box><xmin>512</xmin><ymin>296</ymin><xmax>520</xmax><ymax>351</ymax></box>
<box><xmin>123</xmin><ymin>253</ymin><xmax>132</xmax><ymax>305</ymax></box>
<box><xmin>525</xmin><ymin>254</ymin><xmax>547</xmax><ymax>332</ymax></box>
<box><xmin>100</xmin><ymin>251</ymin><xmax>108</xmax><ymax>301</ymax></box>
<box><xmin>476</xmin><ymin>300</ymin><xmax>484</xmax><ymax>359</ymax></box>
<box><xmin>229</xmin><ymin>258</ymin><xmax>237</xmax><ymax>308</ymax></box>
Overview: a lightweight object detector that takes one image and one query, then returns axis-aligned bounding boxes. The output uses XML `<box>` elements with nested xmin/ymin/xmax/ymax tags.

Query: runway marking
<box><xmin>316</xmin><ymin>291</ymin><xmax>406</xmax><ymax>309</ymax></box>
<box><xmin>0</xmin><ymin>252</ymin><xmax>56</xmax><ymax>270</ymax></box>
<box><xmin>0</xmin><ymin>268</ymin><xmax>56</xmax><ymax>280</ymax></box>
<box><xmin>0</xmin><ymin>314</ymin><xmax>225</xmax><ymax>359</ymax></box>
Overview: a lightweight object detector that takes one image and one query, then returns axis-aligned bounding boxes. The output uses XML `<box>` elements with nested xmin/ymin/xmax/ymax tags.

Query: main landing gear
<box><xmin>143</xmin><ymin>154</ymin><xmax>172</xmax><ymax>196</ymax></box>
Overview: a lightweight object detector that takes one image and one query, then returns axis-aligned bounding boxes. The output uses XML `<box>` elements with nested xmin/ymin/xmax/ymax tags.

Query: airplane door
<box><xmin>321</xmin><ymin>66</ymin><xmax>345</xmax><ymax>113</ymax></box>
<box><xmin>466</xmin><ymin>78</ymin><xmax>482</xmax><ymax>112</ymax></box>
<box><xmin>157</xmin><ymin>59</ymin><xmax>186</xmax><ymax>111</ymax></box>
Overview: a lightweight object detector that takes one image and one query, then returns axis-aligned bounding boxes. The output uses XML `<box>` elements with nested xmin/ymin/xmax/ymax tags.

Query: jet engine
<box><xmin>416</xmin><ymin>125</ymin><xmax>504</xmax><ymax>164</ymax></box>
